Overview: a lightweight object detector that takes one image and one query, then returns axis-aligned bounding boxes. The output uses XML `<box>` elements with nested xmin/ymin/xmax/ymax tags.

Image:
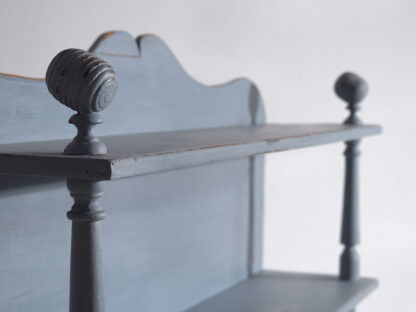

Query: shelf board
<box><xmin>187</xmin><ymin>271</ymin><xmax>378</xmax><ymax>312</ymax></box>
<box><xmin>0</xmin><ymin>123</ymin><xmax>381</xmax><ymax>180</ymax></box>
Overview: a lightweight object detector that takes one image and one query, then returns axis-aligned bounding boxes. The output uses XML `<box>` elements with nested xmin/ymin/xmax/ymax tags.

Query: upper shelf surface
<box><xmin>0</xmin><ymin>123</ymin><xmax>381</xmax><ymax>180</ymax></box>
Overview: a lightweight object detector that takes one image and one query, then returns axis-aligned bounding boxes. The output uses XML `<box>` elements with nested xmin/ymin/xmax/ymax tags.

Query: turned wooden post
<box><xmin>335</xmin><ymin>72</ymin><xmax>368</xmax><ymax>284</ymax></box>
<box><xmin>66</xmin><ymin>179</ymin><xmax>106</xmax><ymax>312</ymax></box>
<box><xmin>46</xmin><ymin>49</ymin><xmax>117</xmax><ymax>312</ymax></box>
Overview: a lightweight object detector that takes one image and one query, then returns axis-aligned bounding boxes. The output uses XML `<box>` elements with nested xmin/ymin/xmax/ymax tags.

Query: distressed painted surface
<box><xmin>0</xmin><ymin>31</ymin><xmax>381</xmax><ymax>312</ymax></box>
<box><xmin>0</xmin><ymin>32</ymin><xmax>264</xmax><ymax>145</ymax></box>
<box><xmin>45</xmin><ymin>48</ymin><xmax>118</xmax><ymax>156</ymax></box>
<box><xmin>0</xmin><ymin>161</ymin><xmax>251</xmax><ymax>311</ymax></box>
<box><xmin>0</xmin><ymin>31</ymin><xmax>265</xmax><ymax>311</ymax></box>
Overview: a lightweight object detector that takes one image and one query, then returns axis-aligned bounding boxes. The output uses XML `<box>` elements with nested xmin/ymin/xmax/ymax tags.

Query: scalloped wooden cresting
<box><xmin>0</xmin><ymin>31</ymin><xmax>265</xmax><ymax>145</ymax></box>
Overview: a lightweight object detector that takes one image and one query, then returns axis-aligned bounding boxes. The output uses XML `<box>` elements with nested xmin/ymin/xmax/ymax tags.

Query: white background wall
<box><xmin>0</xmin><ymin>0</ymin><xmax>414</xmax><ymax>311</ymax></box>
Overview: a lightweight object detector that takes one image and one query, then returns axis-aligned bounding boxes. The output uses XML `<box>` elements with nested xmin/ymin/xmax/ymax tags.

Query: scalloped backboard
<box><xmin>0</xmin><ymin>31</ymin><xmax>265</xmax><ymax>311</ymax></box>
<box><xmin>0</xmin><ymin>31</ymin><xmax>264</xmax><ymax>144</ymax></box>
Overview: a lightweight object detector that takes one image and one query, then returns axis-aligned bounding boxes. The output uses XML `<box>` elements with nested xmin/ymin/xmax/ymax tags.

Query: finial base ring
<box><xmin>64</xmin><ymin>113</ymin><xmax>107</xmax><ymax>155</ymax></box>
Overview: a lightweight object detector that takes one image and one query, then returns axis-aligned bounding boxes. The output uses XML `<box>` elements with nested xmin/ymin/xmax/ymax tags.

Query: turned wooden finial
<box><xmin>334</xmin><ymin>72</ymin><xmax>368</xmax><ymax>125</ymax></box>
<box><xmin>46</xmin><ymin>49</ymin><xmax>118</xmax><ymax>155</ymax></box>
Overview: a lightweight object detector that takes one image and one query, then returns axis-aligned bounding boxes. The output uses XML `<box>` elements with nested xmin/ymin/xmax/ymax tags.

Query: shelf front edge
<box><xmin>110</xmin><ymin>125</ymin><xmax>381</xmax><ymax>179</ymax></box>
<box><xmin>0</xmin><ymin>154</ymin><xmax>112</xmax><ymax>180</ymax></box>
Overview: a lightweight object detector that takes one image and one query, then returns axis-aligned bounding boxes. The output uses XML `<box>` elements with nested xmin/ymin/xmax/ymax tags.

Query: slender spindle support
<box><xmin>67</xmin><ymin>179</ymin><xmax>106</xmax><ymax>312</ymax></box>
<box><xmin>46</xmin><ymin>49</ymin><xmax>118</xmax><ymax>312</ymax></box>
<box><xmin>335</xmin><ymin>72</ymin><xmax>368</xmax><ymax>284</ymax></box>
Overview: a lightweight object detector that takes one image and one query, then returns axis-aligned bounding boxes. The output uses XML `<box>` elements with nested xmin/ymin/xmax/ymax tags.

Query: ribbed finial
<box><xmin>334</xmin><ymin>72</ymin><xmax>368</xmax><ymax>125</ymax></box>
<box><xmin>46</xmin><ymin>49</ymin><xmax>118</xmax><ymax>155</ymax></box>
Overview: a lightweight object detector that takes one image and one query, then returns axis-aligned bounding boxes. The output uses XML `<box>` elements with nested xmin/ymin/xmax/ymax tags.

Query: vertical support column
<box><xmin>67</xmin><ymin>179</ymin><xmax>106</xmax><ymax>312</ymax></box>
<box><xmin>340</xmin><ymin>139</ymin><xmax>361</xmax><ymax>280</ymax></box>
<box><xmin>335</xmin><ymin>72</ymin><xmax>368</xmax><ymax>283</ymax></box>
<box><xmin>45</xmin><ymin>49</ymin><xmax>118</xmax><ymax>312</ymax></box>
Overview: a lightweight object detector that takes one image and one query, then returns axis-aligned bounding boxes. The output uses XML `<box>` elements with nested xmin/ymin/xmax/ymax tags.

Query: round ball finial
<box><xmin>334</xmin><ymin>72</ymin><xmax>368</xmax><ymax>105</ymax></box>
<box><xmin>45</xmin><ymin>49</ymin><xmax>118</xmax><ymax>155</ymax></box>
<box><xmin>46</xmin><ymin>49</ymin><xmax>117</xmax><ymax>113</ymax></box>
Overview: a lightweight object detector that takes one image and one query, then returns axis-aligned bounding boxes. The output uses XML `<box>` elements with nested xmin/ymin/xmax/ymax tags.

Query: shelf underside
<box><xmin>0</xmin><ymin>123</ymin><xmax>381</xmax><ymax>180</ymax></box>
<box><xmin>187</xmin><ymin>271</ymin><xmax>378</xmax><ymax>312</ymax></box>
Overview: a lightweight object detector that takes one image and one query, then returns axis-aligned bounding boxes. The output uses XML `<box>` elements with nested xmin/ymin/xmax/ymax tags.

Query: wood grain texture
<box><xmin>0</xmin><ymin>161</ymin><xmax>252</xmax><ymax>312</ymax></box>
<box><xmin>0</xmin><ymin>123</ymin><xmax>380</xmax><ymax>180</ymax></box>
<box><xmin>186</xmin><ymin>271</ymin><xmax>377</xmax><ymax>312</ymax></box>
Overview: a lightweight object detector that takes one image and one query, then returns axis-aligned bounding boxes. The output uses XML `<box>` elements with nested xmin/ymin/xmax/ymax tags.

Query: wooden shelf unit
<box><xmin>0</xmin><ymin>31</ymin><xmax>381</xmax><ymax>312</ymax></box>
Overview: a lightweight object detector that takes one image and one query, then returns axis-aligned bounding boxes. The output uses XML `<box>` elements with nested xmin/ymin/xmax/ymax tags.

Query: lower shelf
<box><xmin>187</xmin><ymin>271</ymin><xmax>377</xmax><ymax>312</ymax></box>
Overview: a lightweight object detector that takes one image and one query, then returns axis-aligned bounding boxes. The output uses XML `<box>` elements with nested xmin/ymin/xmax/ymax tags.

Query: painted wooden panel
<box><xmin>0</xmin><ymin>32</ymin><xmax>264</xmax><ymax>145</ymax></box>
<box><xmin>0</xmin><ymin>160</ymin><xmax>251</xmax><ymax>311</ymax></box>
<box><xmin>0</xmin><ymin>180</ymin><xmax>70</xmax><ymax>312</ymax></box>
<box><xmin>0</xmin><ymin>31</ymin><xmax>265</xmax><ymax>311</ymax></box>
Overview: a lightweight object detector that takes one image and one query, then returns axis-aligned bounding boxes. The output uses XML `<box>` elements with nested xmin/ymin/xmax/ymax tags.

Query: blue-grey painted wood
<box><xmin>0</xmin><ymin>32</ymin><xmax>381</xmax><ymax>312</ymax></box>
<box><xmin>0</xmin><ymin>123</ymin><xmax>380</xmax><ymax>180</ymax></box>
<box><xmin>340</xmin><ymin>139</ymin><xmax>361</xmax><ymax>282</ymax></box>
<box><xmin>0</xmin><ymin>31</ymin><xmax>266</xmax><ymax>311</ymax></box>
<box><xmin>335</xmin><ymin>72</ymin><xmax>369</xmax><ymax>312</ymax></box>
<box><xmin>186</xmin><ymin>271</ymin><xmax>378</xmax><ymax>312</ymax></box>
<box><xmin>248</xmin><ymin>155</ymin><xmax>264</xmax><ymax>275</ymax></box>
<box><xmin>67</xmin><ymin>179</ymin><xmax>106</xmax><ymax>312</ymax></box>
<box><xmin>90</xmin><ymin>31</ymin><xmax>140</xmax><ymax>56</ymax></box>
<box><xmin>0</xmin><ymin>182</ymin><xmax>70</xmax><ymax>311</ymax></box>
<box><xmin>46</xmin><ymin>49</ymin><xmax>118</xmax><ymax>155</ymax></box>
<box><xmin>0</xmin><ymin>32</ymin><xmax>264</xmax><ymax>144</ymax></box>
<box><xmin>46</xmin><ymin>48</ymin><xmax>119</xmax><ymax>311</ymax></box>
<box><xmin>0</xmin><ymin>160</ymin><xmax>252</xmax><ymax>311</ymax></box>
<box><xmin>335</xmin><ymin>73</ymin><xmax>368</xmax><ymax>283</ymax></box>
